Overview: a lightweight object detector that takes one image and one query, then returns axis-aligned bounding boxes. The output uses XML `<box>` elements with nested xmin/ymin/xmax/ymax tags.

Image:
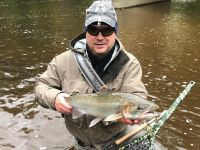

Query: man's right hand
<box><xmin>118</xmin><ymin>118</ymin><xmax>141</xmax><ymax>125</ymax></box>
<box><xmin>54</xmin><ymin>93</ymin><xmax>72</xmax><ymax>113</ymax></box>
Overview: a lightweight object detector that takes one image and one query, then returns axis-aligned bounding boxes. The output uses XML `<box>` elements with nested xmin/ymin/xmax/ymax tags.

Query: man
<box><xmin>34</xmin><ymin>1</ymin><xmax>147</xmax><ymax>150</ymax></box>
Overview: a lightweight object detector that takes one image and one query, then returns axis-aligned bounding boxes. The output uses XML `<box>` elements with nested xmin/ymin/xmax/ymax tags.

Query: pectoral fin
<box><xmin>104</xmin><ymin>113</ymin><xmax>123</xmax><ymax>122</ymax></box>
<box><xmin>89</xmin><ymin>117</ymin><xmax>102</xmax><ymax>127</ymax></box>
<box><xmin>122</xmin><ymin>102</ymin><xmax>136</xmax><ymax>119</ymax></box>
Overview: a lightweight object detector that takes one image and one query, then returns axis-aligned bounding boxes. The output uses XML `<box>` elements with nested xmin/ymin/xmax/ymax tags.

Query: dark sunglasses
<box><xmin>87</xmin><ymin>24</ymin><xmax>115</xmax><ymax>37</ymax></box>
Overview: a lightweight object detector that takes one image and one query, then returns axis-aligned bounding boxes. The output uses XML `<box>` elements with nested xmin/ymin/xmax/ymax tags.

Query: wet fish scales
<box><xmin>66</xmin><ymin>92</ymin><xmax>158</xmax><ymax>121</ymax></box>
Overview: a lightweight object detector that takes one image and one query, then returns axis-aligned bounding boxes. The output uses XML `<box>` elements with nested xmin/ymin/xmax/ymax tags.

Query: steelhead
<box><xmin>65</xmin><ymin>92</ymin><xmax>159</xmax><ymax>127</ymax></box>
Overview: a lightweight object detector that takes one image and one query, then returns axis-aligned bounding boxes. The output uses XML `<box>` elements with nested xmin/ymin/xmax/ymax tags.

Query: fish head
<box><xmin>122</xmin><ymin>96</ymin><xmax>159</xmax><ymax>120</ymax></box>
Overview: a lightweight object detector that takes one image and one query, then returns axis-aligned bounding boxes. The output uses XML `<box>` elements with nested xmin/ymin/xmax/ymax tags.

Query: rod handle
<box><xmin>115</xmin><ymin>123</ymin><xmax>148</xmax><ymax>145</ymax></box>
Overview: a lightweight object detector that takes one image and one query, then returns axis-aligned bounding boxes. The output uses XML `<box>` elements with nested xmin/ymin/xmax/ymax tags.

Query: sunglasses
<box><xmin>87</xmin><ymin>24</ymin><xmax>115</xmax><ymax>37</ymax></box>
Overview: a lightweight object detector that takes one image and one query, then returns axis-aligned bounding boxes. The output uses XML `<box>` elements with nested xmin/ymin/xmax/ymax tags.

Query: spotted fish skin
<box><xmin>65</xmin><ymin>92</ymin><xmax>159</xmax><ymax>126</ymax></box>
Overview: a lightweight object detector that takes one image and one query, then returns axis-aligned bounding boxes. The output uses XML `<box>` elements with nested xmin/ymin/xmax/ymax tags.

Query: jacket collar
<box><xmin>70</xmin><ymin>32</ymin><xmax>86</xmax><ymax>53</ymax></box>
<box><xmin>70</xmin><ymin>32</ymin><xmax>129</xmax><ymax>84</ymax></box>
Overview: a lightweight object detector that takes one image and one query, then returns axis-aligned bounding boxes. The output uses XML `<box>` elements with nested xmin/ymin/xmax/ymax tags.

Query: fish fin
<box><xmin>122</xmin><ymin>102</ymin><xmax>136</xmax><ymax>119</ymax></box>
<box><xmin>104</xmin><ymin>113</ymin><xmax>123</xmax><ymax>122</ymax></box>
<box><xmin>72</xmin><ymin>108</ymin><xmax>86</xmax><ymax>119</ymax></box>
<box><xmin>89</xmin><ymin>117</ymin><xmax>102</xmax><ymax>127</ymax></box>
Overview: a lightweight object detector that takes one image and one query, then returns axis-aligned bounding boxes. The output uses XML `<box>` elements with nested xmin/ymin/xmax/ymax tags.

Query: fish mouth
<box><xmin>133</xmin><ymin>110</ymin><xmax>160</xmax><ymax>120</ymax></box>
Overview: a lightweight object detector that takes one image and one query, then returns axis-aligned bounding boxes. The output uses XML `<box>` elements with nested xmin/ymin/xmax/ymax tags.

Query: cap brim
<box><xmin>85</xmin><ymin>15</ymin><xmax>116</xmax><ymax>27</ymax></box>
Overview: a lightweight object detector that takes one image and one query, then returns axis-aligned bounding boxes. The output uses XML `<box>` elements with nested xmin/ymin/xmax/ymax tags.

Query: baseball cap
<box><xmin>85</xmin><ymin>1</ymin><xmax>117</xmax><ymax>28</ymax></box>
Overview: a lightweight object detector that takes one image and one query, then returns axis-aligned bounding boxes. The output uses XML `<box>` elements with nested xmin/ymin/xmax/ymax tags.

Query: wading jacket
<box><xmin>34</xmin><ymin>33</ymin><xmax>147</xmax><ymax>149</ymax></box>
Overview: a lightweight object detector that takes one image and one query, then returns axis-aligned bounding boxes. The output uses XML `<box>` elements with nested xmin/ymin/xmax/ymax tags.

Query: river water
<box><xmin>0</xmin><ymin>0</ymin><xmax>199</xmax><ymax>150</ymax></box>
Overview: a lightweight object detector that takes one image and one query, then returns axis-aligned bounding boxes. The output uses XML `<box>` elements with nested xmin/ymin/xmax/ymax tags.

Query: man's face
<box><xmin>86</xmin><ymin>23</ymin><xmax>116</xmax><ymax>56</ymax></box>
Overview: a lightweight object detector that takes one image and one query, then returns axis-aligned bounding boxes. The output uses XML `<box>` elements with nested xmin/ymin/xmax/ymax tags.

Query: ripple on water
<box><xmin>16</xmin><ymin>76</ymin><xmax>38</xmax><ymax>89</ymax></box>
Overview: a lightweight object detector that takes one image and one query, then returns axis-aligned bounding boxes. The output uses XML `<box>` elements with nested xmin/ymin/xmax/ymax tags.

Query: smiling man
<box><xmin>34</xmin><ymin>1</ymin><xmax>147</xmax><ymax>150</ymax></box>
<box><xmin>86</xmin><ymin>23</ymin><xmax>116</xmax><ymax>56</ymax></box>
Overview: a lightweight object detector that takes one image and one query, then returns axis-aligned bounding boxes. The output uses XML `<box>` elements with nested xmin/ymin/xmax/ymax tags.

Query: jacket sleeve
<box><xmin>34</xmin><ymin>57</ymin><xmax>62</xmax><ymax>110</ymax></box>
<box><xmin>121</xmin><ymin>58</ymin><xmax>148</xmax><ymax>98</ymax></box>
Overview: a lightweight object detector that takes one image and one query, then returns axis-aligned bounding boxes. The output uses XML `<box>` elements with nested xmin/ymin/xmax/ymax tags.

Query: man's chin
<box><xmin>94</xmin><ymin>48</ymin><xmax>107</xmax><ymax>55</ymax></box>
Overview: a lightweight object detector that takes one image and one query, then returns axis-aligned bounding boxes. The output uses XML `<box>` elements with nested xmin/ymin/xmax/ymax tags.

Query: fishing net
<box><xmin>119</xmin><ymin>138</ymin><xmax>152</xmax><ymax>150</ymax></box>
<box><xmin>103</xmin><ymin>133</ymin><xmax>152</xmax><ymax>150</ymax></box>
<box><xmin>65</xmin><ymin>137</ymin><xmax>153</xmax><ymax>150</ymax></box>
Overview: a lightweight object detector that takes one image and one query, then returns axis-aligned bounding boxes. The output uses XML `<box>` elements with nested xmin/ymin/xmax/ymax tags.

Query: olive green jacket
<box><xmin>34</xmin><ymin>33</ymin><xmax>147</xmax><ymax>149</ymax></box>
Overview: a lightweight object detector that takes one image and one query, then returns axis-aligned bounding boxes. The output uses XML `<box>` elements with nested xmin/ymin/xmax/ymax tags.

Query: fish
<box><xmin>65</xmin><ymin>92</ymin><xmax>159</xmax><ymax>127</ymax></box>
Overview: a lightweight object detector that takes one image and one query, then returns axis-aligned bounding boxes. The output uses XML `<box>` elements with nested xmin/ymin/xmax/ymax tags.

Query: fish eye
<box><xmin>137</xmin><ymin>105</ymin><xmax>144</xmax><ymax>110</ymax></box>
<box><xmin>137</xmin><ymin>104</ymin><xmax>149</xmax><ymax>110</ymax></box>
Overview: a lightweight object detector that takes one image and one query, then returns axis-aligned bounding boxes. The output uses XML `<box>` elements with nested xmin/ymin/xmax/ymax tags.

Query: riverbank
<box><xmin>113</xmin><ymin>0</ymin><xmax>170</xmax><ymax>8</ymax></box>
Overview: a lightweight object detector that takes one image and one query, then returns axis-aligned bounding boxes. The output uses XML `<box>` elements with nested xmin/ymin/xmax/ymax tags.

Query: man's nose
<box><xmin>96</xmin><ymin>32</ymin><xmax>104</xmax><ymax>39</ymax></box>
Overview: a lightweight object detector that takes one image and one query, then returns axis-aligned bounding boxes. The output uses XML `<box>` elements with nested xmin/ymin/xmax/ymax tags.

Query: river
<box><xmin>0</xmin><ymin>0</ymin><xmax>199</xmax><ymax>150</ymax></box>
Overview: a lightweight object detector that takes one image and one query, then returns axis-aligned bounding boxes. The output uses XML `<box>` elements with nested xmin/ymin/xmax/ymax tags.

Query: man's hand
<box><xmin>118</xmin><ymin>118</ymin><xmax>141</xmax><ymax>125</ymax></box>
<box><xmin>55</xmin><ymin>93</ymin><xmax>72</xmax><ymax>113</ymax></box>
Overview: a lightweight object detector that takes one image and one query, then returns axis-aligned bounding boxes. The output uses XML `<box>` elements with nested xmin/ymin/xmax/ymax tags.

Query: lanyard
<box><xmin>74</xmin><ymin>51</ymin><xmax>105</xmax><ymax>92</ymax></box>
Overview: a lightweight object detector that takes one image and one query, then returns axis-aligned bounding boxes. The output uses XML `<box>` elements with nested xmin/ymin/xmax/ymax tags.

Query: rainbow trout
<box><xmin>65</xmin><ymin>92</ymin><xmax>159</xmax><ymax>127</ymax></box>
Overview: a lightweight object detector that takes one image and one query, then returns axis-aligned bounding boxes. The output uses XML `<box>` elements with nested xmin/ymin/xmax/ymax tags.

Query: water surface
<box><xmin>0</xmin><ymin>0</ymin><xmax>200</xmax><ymax>150</ymax></box>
